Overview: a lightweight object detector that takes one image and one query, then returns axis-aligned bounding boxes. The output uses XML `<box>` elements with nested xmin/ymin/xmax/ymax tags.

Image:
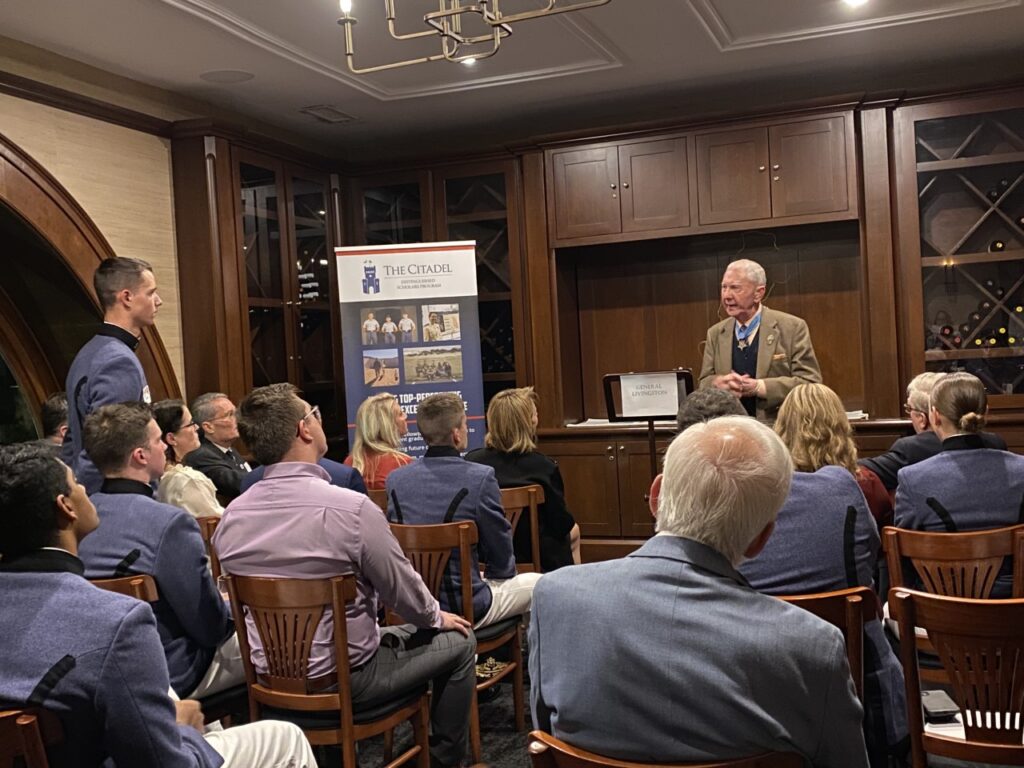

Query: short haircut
<box><xmin>83</xmin><ymin>402</ymin><xmax>154</xmax><ymax>475</ymax></box>
<box><xmin>484</xmin><ymin>387</ymin><xmax>538</xmax><ymax>453</ymax></box>
<box><xmin>930</xmin><ymin>372</ymin><xmax>987</xmax><ymax>434</ymax></box>
<box><xmin>350</xmin><ymin>393</ymin><xmax>405</xmax><ymax>473</ymax></box>
<box><xmin>40</xmin><ymin>392</ymin><xmax>68</xmax><ymax>438</ymax></box>
<box><xmin>725</xmin><ymin>258</ymin><xmax>766</xmax><ymax>287</ymax></box>
<box><xmin>191</xmin><ymin>392</ymin><xmax>230</xmax><ymax>427</ymax></box>
<box><xmin>774</xmin><ymin>383</ymin><xmax>857</xmax><ymax>475</ymax></box>
<box><xmin>93</xmin><ymin>257</ymin><xmax>153</xmax><ymax>309</ymax></box>
<box><xmin>0</xmin><ymin>443</ymin><xmax>71</xmax><ymax>559</ymax></box>
<box><xmin>677</xmin><ymin>388</ymin><xmax>747</xmax><ymax>433</ymax></box>
<box><xmin>237</xmin><ymin>383</ymin><xmax>305</xmax><ymax>466</ymax></box>
<box><xmin>657</xmin><ymin>415</ymin><xmax>793</xmax><ymax>565</ymax></box>
<box><xmin>153</xmin><ymin>399</ymin><xmax>188</xmax><ymax>462</ymax></box>
<box><xmin>906</xmin><ymin>371</ymin><xmax>944</xmax><ymax>414</ymax></box>
<box><xmin>416</xmin><ymin>392</ymin><xmax>466</xmax><ymax>446</ymax></box>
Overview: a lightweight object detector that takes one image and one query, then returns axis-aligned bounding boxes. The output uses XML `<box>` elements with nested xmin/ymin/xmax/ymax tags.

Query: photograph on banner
<box><xmin>336</xmin><ymin>242</ymin><xmax>485</xmax><ymax>458</ymax></box>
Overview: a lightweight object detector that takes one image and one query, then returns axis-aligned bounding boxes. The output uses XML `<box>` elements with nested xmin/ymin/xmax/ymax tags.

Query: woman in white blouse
<box><xmin>153</xmin><ymin>399</ymin><xmax>223</xmax><ymax>518</ymax></box>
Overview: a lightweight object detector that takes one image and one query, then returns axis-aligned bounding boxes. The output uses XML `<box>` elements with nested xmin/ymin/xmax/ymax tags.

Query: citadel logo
<box><xmin>362</xmin><ymin>261</ymin><xmax>380</xmax><ymax>294</ymax></box>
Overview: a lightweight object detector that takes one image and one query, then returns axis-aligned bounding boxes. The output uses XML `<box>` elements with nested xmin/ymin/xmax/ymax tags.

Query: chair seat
<box><xmin>474</xmin><ymin>616</ymin><xmax>521</xmax><ymax>643</ymax></box>
<box><xmin>262</xmin><ymin>686</ymin><xmax>427</xmax><ymax>728</ymax></box>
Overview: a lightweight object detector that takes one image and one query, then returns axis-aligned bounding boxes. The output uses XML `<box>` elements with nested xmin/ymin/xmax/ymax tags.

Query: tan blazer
<box><xmin>698</xmin><ymin>305</ymin><xmax>822</xmax><ymax>420</ymax></box>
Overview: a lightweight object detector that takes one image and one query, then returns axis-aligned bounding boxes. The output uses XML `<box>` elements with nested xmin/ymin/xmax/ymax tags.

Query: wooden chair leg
<box><xmin>470</xmin><ymin>685</ymin><xmax>483</xmax><ymax>763</ymax></box>
<box><xmin>383</xmin><ymin>728</ymin><xmax>394</xmax><ymax>761</ymax></box>
<box><xmin>16</xmin><ymin>714</ymin><xmax>50</xmax><ymax>768</ymax></box>
<box><xmin>512</xmin><ymin>632</ymin><xmax>525</xmax><ymax>732</ymax></box>
<box><xmin>414</xmin><ymin>696</ymin><xmax>431</xmax><ymax>768</ymax></box>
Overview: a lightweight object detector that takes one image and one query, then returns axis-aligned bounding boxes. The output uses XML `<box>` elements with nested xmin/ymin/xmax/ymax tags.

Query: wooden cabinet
<box><xmin>695</xmin><ymin>115</ymin><xmax>851</xmax><ymax>225</ymax></box>
<box><xmin>540</xmin><ymin>436</ymin><xmax>665</xmax><ymax>539</ymax></box>
<box><xmin>549</xmin><ymin>136</ymin><xmax>690</xmax><ymax>242</ymax></box>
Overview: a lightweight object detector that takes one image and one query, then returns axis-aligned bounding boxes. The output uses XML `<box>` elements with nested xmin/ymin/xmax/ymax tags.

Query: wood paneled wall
<box><xmin>0</xmin><ymin>92</ymin><xmax>185</xmax><ymax>393</ymax></box>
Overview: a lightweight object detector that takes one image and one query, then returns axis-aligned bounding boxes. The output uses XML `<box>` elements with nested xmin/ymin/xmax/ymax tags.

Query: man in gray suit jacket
<box><xmin>699</xmin><ymin>259</ymin><xmax>821</xmax><ymax>421</ymax></box>
<box><xmin>529</xmin><ymin>416</ymin><xmax>868</xmax><ymax>767</ymax></box>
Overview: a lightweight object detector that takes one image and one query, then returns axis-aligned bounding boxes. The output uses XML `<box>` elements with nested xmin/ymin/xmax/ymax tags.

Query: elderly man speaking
<box><xmin>699</xmin><ymin>259</ymin><xmax>821</xmax><ymax>421</ymax></box>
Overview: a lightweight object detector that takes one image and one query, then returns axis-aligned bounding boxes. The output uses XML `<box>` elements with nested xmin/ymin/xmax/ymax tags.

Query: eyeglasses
<box><xmin>904</xmin><ymin>403</ymin><xmax>925</xmax><ymax>416</ymax></box>
<box><xmin>179</xmin><ymin>420</ymin><xmax>199</xmax><ymax>431</ymax></box>
<box><xmin>302</xmin><ymin>405</ymin><xmax>321</xmax><ymax>424</ymax></box>
<box><xmin>211</xmin><ymin>410</ymin><xmax>236</xmax><ymax>422</ymax></box>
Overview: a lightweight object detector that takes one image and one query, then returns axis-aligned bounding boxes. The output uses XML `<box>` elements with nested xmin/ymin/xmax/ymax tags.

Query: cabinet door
<box><xmin>619</xmin><ymin>138</ymin><xmax>690</xmax><ymax>233</ymax></box>
<box><xmin>695</xmin><ymin>127</ymin><xmax>771</xmax><ymax>225</ymax></box>
<box><xmin>617</xmin><ymin>440</ymin><xmax>668</xmax><ymax>538</ymax></box>
<box><xmin>542</xmin><ymin>440</ymin><xmax>621</xmax><ymax>537</ymax></box>
<box><xmin>551</xmin><ymin>147</ymin><xmax>621</xmax><ymax>240</ymax></box>
<box><xmin>769</xmin><ymin>116</ymin><xmax>850</xmax><ymax>217</ymax></box>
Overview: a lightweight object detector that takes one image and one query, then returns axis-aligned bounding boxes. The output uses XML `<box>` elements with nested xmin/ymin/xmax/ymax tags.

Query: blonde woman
<box><xmin>739</xmin><ymin>383</ymin><xmax>906</xmax><ymax>761</ymax></box>
<box><xmin>343</xmin><ymin>393</ymin><xmax>413</xmax><ymax>490</ymax></box>
<box><xmin>466</xmin><ymin>387</ymin><xmax>580</xmax><ymax>571</ymax></box>
<box><xmin>153</xmin><ymin>399</ymin><xmax>223</xmax><ymax>518</ymax></box>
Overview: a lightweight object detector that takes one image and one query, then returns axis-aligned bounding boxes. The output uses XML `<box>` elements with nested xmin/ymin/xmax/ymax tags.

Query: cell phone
<box><xmin>921</xmin><ymin>690</ymin><xmax>959</xmax><ymax>722</ymax></box>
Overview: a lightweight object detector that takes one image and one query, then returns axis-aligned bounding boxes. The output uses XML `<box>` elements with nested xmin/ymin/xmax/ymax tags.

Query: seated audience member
<box><xmin>78</xmin><ymin>403</ymin><xmax>240</xmax><ymax>699</ymax></box>
<box><xmin>241</xmin><ymin>450</ymin><xmax>367</xmax><ymax>495</ymax></box>
<box><xmin>0</xmin><ymin>443</ymin><xmax>317</xmax><ymax>768</ymax></box>
<box><xmin>154</xmin><ymin>399</ymin><xmax>223</xmax><ymax>518</ymax></box>
<box><xmin>387</xmin><ymin>392</ymin><xmax>542</xmax><ymax>628</ymax></box>
<box><xmin>184</xmin><ymin>392</ymin><xmax>251</xmax><ymax>500</ymax></box>
<box><xmin>343</xmin><ymin>392</ymin><xmax>413</xmax><ymax>490</ymax></box>
<box><xmin>859</xmin><ymin>372</ymin><xmax>1006</xmax><ymax>491</ymax></box>
<box><xmin>676</xmin><ymin>387</ymin><xmax>747</xmax><ymax>433</ymax></box>
<box><xmin>212</xmin><ymin>384</ymin><xmax>475</xmax><ymax>768</ymax></box>
<box><xmin>741</xmin><ymin>384</ymin><xmax>906</xmax><ymax>764</ymax></box>
<box><xmin>40</xmin><ymin>391</ymin><xmax>69</xmax><ymax>446</ymax></box>
<box><xmin>529</xmin><ymin>416</ymin><xmax>867</xmax><ymax>766</ymax></box>
<box><xmin>895</xmin><ymin>372</ymin><xmax>1024</xmax><ymax>597</ymax></box>
<box><xmin>466</xmin><ymin>386</ymin><xmax>580</xmax><ymax>570</ymax></box>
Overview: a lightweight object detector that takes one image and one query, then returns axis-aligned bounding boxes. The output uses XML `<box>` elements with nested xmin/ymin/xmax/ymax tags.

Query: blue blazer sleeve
<box><xmin>347</xmin><ymin>467</ymin><xmax>368</xmax><ymax>494</ymax></box>
<box><xmin>529</xmin><ymin>582</ymin><xmax>553</xmax><ymax>734</ymax></box>
<box><xmin>476</xmin><ymin>470</ymin><xmax>516</xmax><ymax>580</ymax></box>
<box><xmin>154</xmin><ymin>513</ymin><xmax>233</xmax><ymax>647</ymax></box>
<box><xmin>100</xmin><ymin>601</ymin><xmax>223</xmax><ymax>768</ymax></box>
<box><xmin>87</xmin><ymin>351</ymin><xmax>145</xmax><ymax>411</ymax></box>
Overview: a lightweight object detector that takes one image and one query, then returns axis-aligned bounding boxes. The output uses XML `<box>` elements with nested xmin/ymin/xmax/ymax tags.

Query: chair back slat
<box><xmin>367</xmin><ymin>488</ymin><xmax>388</xmax><ymax>511</ymax></box>
<box><xmin>90</xmin><ymin>574</ymin><xmax>160</xmax><ymax>602</ymax></box>
<box><xmin>892</xmin><ymin>589</ymin><xmax>1024</xmax><ymax>762</ymax></box>
<box><xmin>500</xmin><ymin>485</ymin><xmax>545</xmax><ymax>573</ymax></box>
<box><xmin>390</xmin><ymin>522</ymin><xmax>478</xmax><ymax>623</ymax></box>
<box><xmin>883</xmin><ymin>525</ymin><xmax>1024</xmax><ymax>599</ymax></box>
<box><xmin>527</xmin><ymin>730</ymin><xmax>803</xmax><ymax>768</ymax></box>
<box><xmin>196</xmin><ymin>516</ymin><xmax>222</xmax><ymax>580</ymax></box>
<box><xmin>0</xmin><ymin>709</ymin><xmax>63</xmax><ymax>767</ymax></box>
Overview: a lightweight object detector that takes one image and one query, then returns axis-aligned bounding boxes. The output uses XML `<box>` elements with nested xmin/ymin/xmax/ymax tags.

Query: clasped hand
<box><xmin>714</xmin><ymin>372</ymin><xmax>758</xmax><ymax>397</ymax></box>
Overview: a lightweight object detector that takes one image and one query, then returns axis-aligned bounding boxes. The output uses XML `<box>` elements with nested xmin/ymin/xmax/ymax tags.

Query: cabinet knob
<box><xmin>610</xmin><ymin>183</ymin><xmax>617</xmax><ymax>190</ymax></box>
<box><xmin>618</xmin><ymin>444</ymin><xmax>625</xmax><ymax>451</ymax></box>
<box><xmin>758</xmin><ymin>165</ymin><xmax>766</xmax><ymax>172</ymax></box>
<box><xmin>285</xmin><ymin>300</ymin><xmax>294</xmax><ymax>306</ymax></box>
<box><xmin>773</xmin><ymin>175</ymin><xmax>780</xmax><ymax>182</ymax></box>
<box><xmin>606</xmin><ymin>445</ymin><xmax>613</xmax><ymax>452</ymax></box>
<box><xmin>623</xmin><ymin>181</ymin><xmax>630</xmax><ymax>189</ymax></box>
<box><xmin>772</xmin><ymin>164</ymin><xmax>780</xmax><ymax>170</ymax></box>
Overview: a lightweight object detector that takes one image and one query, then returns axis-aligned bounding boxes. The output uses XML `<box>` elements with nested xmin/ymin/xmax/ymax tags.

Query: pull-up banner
<box><xmin>335</xmin><ymin>241</ymin><xmax>485</xmax><ymax>457</ymax></box>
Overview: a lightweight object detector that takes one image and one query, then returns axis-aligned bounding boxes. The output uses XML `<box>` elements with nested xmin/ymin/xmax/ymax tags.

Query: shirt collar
<box><xmin>424</xmin><ymin>446</ymin><xmax>462</xmax><ymax>459</ymax></box>
<box><xmin>735</xmin><ymin>304</ymin><xmax>763</xmax><ymax>332</ymax></box>
<box><xmin>98</xmin><ymin>322</ymin><xmax>141</xmax><ymax>351</ymax></box>
<box><xmin>100</xmin><ymin>477</ymin><xmax>154</xmax><ymax>497</ymax></box>
<box><xmin>942</xmin><ymin>433</ymin><xmax>987</xmax><ymax>452</ymax></box>
<box><xmin>262</xmin><ymin>461</ymin><xmax>332</xmax><ymax>483</ymax></box>
<box><xmin>0</xmin><ymin>548</ymin><xmax>85</xmax><ymax>575</ymax></box>
<box><xmin>629</xmin><ymin>535</ymin><xmax>751</xmax><ymax>587</ymax></box>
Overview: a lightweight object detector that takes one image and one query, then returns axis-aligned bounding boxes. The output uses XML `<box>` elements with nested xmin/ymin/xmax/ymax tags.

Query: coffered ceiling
<box><xmin>1</xmin><ymin>0</ymin><xmax>1022</xmax><ymax>163</ymax></box>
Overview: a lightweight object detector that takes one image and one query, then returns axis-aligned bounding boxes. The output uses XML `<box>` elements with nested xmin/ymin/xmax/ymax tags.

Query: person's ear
<box><xmin>743</xmin><ymin>521</ymin><xmax>775</xmax><ymax>560</ymax></box>
<box><xmin>648</xmin><ymin>474</ymin><xmax>663</xmax><ymax>519</ymax></box>
<box><xmin>297</xmin><ymin>416</ymin><xmax>314</xmax><ymax>445</ymax></box>
<box><xmin>754</xmin><ymin>283</ymin><xmax>766</xmax><ymax>302</ymax></box>
<box><xmin>54</xmin><ymin>492</ymin><xmax>78</xmax><ymax>530</ymax></box>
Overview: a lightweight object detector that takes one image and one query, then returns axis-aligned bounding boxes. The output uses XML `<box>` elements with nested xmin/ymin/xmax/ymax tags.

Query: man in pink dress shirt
<box><xmin>213</xmin><ymin>383</ymin><xmax>475</xmax><ymax>768</ymax></box>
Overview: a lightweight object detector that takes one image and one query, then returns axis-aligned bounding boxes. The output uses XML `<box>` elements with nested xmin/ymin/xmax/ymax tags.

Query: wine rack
<box><xmin>915</xmin><ymin>106</ymin><xmax>1024</xmax><ymax>395</ymax></box>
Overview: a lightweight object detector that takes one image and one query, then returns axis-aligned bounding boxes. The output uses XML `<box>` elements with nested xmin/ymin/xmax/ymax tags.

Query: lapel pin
<box><xmin>767</xmin><ymin>334</ymin><xmax>775</xmax><ymax>345</ymax></box>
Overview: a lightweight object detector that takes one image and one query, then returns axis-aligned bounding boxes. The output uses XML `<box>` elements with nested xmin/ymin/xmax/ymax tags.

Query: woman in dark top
<box><xmin>467</xmin><ymin>387</ymin><xmax>580</xmax><ymax>571</ymax></box>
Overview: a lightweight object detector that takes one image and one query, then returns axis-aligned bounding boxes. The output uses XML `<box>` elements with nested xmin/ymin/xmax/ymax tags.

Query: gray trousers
<box><xmin>350</xmin><ymin>625</ymin><xmax>475</xmax><ymax>766</ymax></box>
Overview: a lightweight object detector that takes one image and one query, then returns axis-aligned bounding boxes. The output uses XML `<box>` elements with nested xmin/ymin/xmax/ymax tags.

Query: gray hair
<box><xmin>657</xmin><ymin>415</ymin><xmax>793</xmax><ymax>565</ymax></box>
<box><xmin>677</xmin><ymin>388</ymin><xmax>748</xmax><ymax>433</ymax></box>
<box><xmin>191</xmin><ymin>392</ymin><xmax>230</xmax><ymax>426</ymax></box>
<box><xmin>725</xmin><ymin>259</ymin><xmax>766</xmax><ymax>287</ymax></box>
<box><xmin>906</xmin><ymin>372</ymin><xmax>944</xmax><ymax>414</ymax></box>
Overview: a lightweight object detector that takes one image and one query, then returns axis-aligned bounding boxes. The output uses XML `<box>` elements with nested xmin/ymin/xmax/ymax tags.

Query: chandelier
<box><xmin>336</xmin><ymin>0</ymin><xmax>611</xmax><ymax>74</ymax></box>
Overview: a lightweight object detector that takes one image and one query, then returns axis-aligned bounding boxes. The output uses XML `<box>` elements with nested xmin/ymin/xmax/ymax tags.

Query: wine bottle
<box><xmin>989</xmin><ymin>240</ymin><xmax>1006</xmax><ymax>252</ymax></box>
<box><xmin>970</xmin><ymin>311</ymin><xmax>984</xmax><ymax>325</ymax></box>
<box><xmin>979</xmin><ymin>299</ymin><xmax>994</xmax><ymax>313</ymax></box>
<box><xmin>952</xmin><ymin>334</ymin><xmax>963</xmax><ymax>348</ymax></box>
<box><xmin>987</xmin><ymin>188</ymin><xmax>1001</xmax><ymax>202</ymax></box>
<box><xmin>940</xmin><ymin>325</ymin><xmax>954</xmax><ymax>337</ymax></box>
<box><xmin>1000</xmin><ymin>178</ymin><xmax>1011</xmax><ymax>189</ymax></box>
<box><xmin>960</xmin><ymin>322</ymin><xmax>972</xmax><ymax>335</ymax></box>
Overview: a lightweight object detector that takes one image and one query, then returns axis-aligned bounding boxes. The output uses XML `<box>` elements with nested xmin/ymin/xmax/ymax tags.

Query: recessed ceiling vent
<box><xmin>299</xmin><ymin>105</ymin><xmax>357</xmax><ymax>124</ymax></box>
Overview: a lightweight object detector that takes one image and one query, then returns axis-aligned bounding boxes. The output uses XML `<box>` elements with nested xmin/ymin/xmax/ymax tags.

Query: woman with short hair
<box><xmin>153</xmin><ymin>399</ymin><xmax>223</xmax><ymax>518</ymax></box>
<box><xmin>343</xmin><ymin>392</ymin><xmax>413</xmax><ymax>490</ymax></box>
<box><xmin>467</xmin><ymin>387</ymin><xmax>580</xmax><ymax>571</ymax></box>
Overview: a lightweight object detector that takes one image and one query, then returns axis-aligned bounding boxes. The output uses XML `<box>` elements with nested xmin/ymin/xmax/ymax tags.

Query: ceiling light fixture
<box><xmin>843</xmin><ymin>0</ymin><xmax>869</xmax><ymax>7</ymax></box>
<box><xmin>336</xmin><ymin>0</ymin><xmax>611</xmax><ymax>74</ymax></box>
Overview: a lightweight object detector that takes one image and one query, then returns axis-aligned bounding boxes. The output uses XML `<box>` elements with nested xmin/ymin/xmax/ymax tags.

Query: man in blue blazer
<box><xmin>78</xmin><ymin>403</ymin><xmax>241</xmax><ymax>699</ymax></box>
<box><xmin>0</xmin><ymin>442</ymin><xmax>316</xmax><ymax>767</ymax></box>
<box><xmin>529</xmin><ymin>416</ymin><xmax>867</xmax><ymax>766</ymax></box>
<box><xmin>63</xmin><ymin>257</ymin><xmax>161</xmax><ymax>493</ymax></box>
<box><xmin>386</xmin><ymin>392</ymin><xmax>541</xmax><ymax>628</ymax></box>
<box><xmin>241</xmin><ymin>455</ymin><xmax>367</xmax><ymax>494</ymax></box>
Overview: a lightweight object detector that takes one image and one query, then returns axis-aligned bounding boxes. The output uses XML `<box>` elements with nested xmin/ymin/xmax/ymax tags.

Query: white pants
<box><xmin>475</xmin><ymin>573</ymin><xmax>542</xmax><ymax>628</ymax></box>
<box><xmin>190</xmin><ymin>634</ymin><xmax>246</xmax><ymax>699</ymax></box>
<box><xmin>205</xmin><ymin>720</ymin><xmax>318</xmax><ymax>767</ymax></box>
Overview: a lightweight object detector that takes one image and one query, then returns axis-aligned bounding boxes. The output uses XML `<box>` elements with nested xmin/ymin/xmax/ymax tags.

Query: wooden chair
<box><xmin>90</xmin><ymin>573</ymin><xmax>159</xmax><ymax>601</ymax></box>
<box><xmin>0</xmin><ymin>709</ymin><xmax>62</xmax><ymax>768</ymax></box>
<box><xmin>890</xmin><ymin>589</ymin><xmax>1024</xmax><ymax>767</ymax></box>
<box><xmin>367</xmin><ymin>488</ymin><xmax>388</xmax><ymax>511</ymax></box>
<box><xmin>500</xmin><ymin>485</ymin><xmax>544</xmax><ymax>573</ymax></box>
<box><xmin>527</xmin><ymin>730</ymin><xmax>804</xmax><ymax>768</ymax></box>
<box><xmin>390</xmin><ymin>521</ymin><xmax>524</xmax><ymax>763</ymax></box>
<box><xmin>883</xmin><ymin>524</ymin><xmax>1024</xmax><ymax>683</ymax></box>
<box><xmin>226</xmin><ymin>573</ymin><xmax>429</xmax><ymax>768</ymax></box>
<box><xmin>778</xmin><ymin>586</ymin><xmax>879</xmax><ymax>701</ymax></box>
<box><xmin>196</xmin><ymin>515</ymin><xmax>222</xmax><ymax>580</ymax></box>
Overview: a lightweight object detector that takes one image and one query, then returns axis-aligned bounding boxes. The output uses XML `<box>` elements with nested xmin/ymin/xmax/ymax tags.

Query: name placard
<box><xmin>620</xmin><ymin>373</ymin><xmax>680</xmax><ymax>419</ymax></box>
